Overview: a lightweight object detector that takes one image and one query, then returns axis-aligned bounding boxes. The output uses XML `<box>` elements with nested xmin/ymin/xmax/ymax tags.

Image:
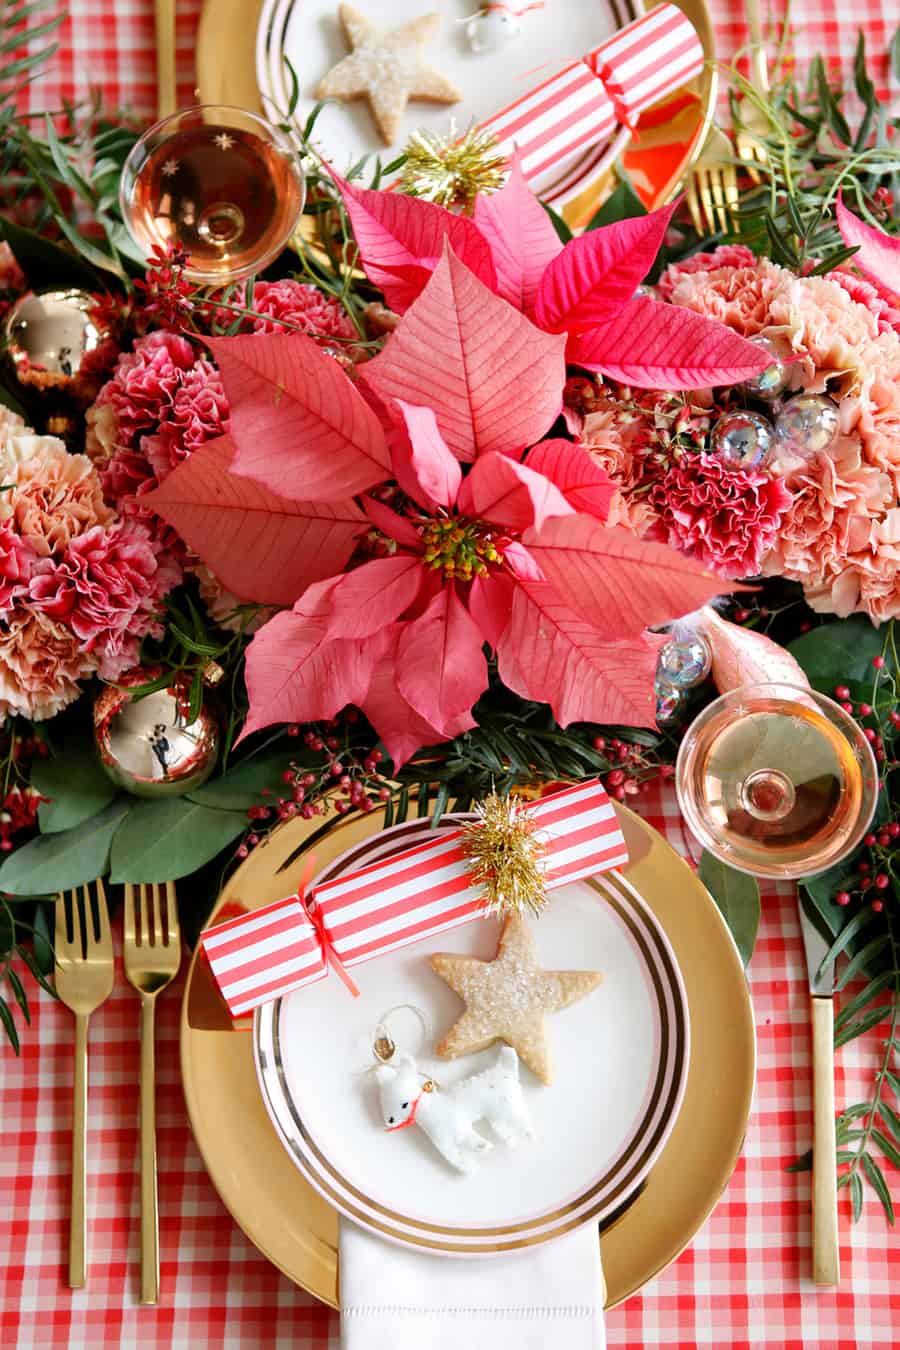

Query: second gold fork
<box><xmin>123</xmin><ymin>882</ymin><xmax>181</xmax><ymax>1305</ymax></box>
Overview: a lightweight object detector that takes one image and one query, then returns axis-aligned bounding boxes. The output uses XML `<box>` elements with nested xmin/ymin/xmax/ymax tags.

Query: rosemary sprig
<box><xmin>719</xmin><ymin>29</ymin><xmax>900</xmax><ymax>273</ymax></box>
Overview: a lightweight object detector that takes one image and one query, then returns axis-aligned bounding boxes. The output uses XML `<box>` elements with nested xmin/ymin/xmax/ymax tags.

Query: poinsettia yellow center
<box><xmin>420</xmin><ymin>517</ymin><xmax>504</xmax><ymax>581</ymax></box>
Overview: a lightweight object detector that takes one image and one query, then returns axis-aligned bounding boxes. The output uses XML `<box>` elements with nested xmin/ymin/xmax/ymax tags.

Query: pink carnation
<box><xmin>831</xmin><ymin>268</ymin><xmax>900</xmax><ymax>338</ymax></box>
<box><xmin>0</xmin><ymin>606</ymin><xmax>98</xmax><ymax>721</ymax></box>
<box><xmin>0</xmin><ymin>522</ymin><xmax>37</xmax><ymax>611</ymax></box>
<box><xmin>144</xmin><ymin>358</ymin><xmax>230</xmax><ymax>480</ymax></box>
<box><xmin>100</xmin><ymin>447</ymin><xmax>157</xmax><ymax>507</ymax></box>
<box><xmin>656</xmin><ymin>245</ymin><xmax>756</xmax><ymax>299</ymax></box>
<box><xmin>29</xmin><ymin>519</ymin><xmax>182</xmax><ymax>680</ymax></box>
<box><xmin>650</xmin><ymin>452</ymin><xmax>792</xmax><ymax>580</ymax></box>
<box><xmin>100</xmin><ymin>330</ymin><xmax>196</xmax><ymax>443</ymax></box>
<box><xmin>250</xmin><ymin>279</ymin><xmax>358</xmax><ymax>343</ymax></box>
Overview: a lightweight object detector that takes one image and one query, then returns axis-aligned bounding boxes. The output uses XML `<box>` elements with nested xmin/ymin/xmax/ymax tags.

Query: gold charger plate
<box><xmin>195</xmin><ymin>0</ymin><xmax>715</xmax><ymax>223</ymax></box>
<box><xmin>180</xmin><ymin>800</ymin><xmax>755</xmax><ymax>1309</ymax></box>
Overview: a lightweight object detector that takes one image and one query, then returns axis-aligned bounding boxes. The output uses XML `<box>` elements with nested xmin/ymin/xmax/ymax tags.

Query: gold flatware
<box><xmin>155</xmin><ymin>0</ymin><xmax>177</xmax><ymax>121</ymax></box>
<box><xmin>123</xmin><ymin>882</ymin><xmax>181</xmax><ymax>1305</ymax></box>
<box><xmin>686</xmin><ymin>124</ymin><xmax>740</xmax><ymax>236</ymax></box>
<box><xmin>54</xmin><ymin>882</ymin><xmax>115</xmax><ymax>1289</ymax></box>
<box><xmin>734</xmin><ymin>0</ymin><xmax>770</xmax><ymax>183</ymax></box>
<box><xmin>798</xmin><ymin>898</ymin><xmax>840</xmax><ymax>1285</ymax></box>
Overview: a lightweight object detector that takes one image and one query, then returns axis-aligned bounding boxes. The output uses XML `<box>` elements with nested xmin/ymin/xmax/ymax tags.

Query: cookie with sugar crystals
<box><xmin>429</xmin><ymin>913</ymin><xmax>602</xmax><ymax>1085</ymax></box>
<box><xmin>316</xmin><ymin>4</ymin><xmax>461</xmax><ymax>145</ymax></box>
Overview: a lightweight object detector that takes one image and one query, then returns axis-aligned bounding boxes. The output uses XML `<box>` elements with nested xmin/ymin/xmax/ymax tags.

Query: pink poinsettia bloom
<box><xmin>0</xmin><ymin>521</ymin><xmax>37</xmax><ymax>611</ymax></box>
<box><xmin>144</xmin><ymin>230</ymin><xmax>739</xmax><ymax>762</ymax></box>
<box><xmin>28</xmin><ymin>519</ymin><xmax>182</xmax><ymax>680</ymax></box>
<box><xmin>837</xmin><ymin>195</ymin><xmax>900</xmax><ymax>305</ymax></box>
<box><xmin>333</xmin><ymin>160</ymin><xmax>771</xmax><ymax>390</ymax></box>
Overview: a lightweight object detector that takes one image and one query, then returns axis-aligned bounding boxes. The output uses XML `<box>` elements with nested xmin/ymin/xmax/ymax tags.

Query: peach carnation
<box><xmin>251</xmin><ymin>279</ymin><xmax>358</xmax><ymax>343</ymax></box>
<box><xmin>7</xmin><ymin>437</ymin><xmax>114</xmax><ymax>556</ymax></box>
<box><xmin>0</xmin><ymin>606</ymin><xmax>98</xmax><ymax>721</ymax></box>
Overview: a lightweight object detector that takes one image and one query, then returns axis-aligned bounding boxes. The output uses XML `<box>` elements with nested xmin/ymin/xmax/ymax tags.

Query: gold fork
<box><xmin>123</xmin><ymin>882</ymin><xmax>181</xmax><ymax>1305</ymax></box>
<box><xmin>686</xmin><ymin>124</ymin><xmax>740</xmax><ymax>236</ymax></box>
<box><xmin>55</xmin><ymin>881</ymin><xmax>115</xmax><ymax>1289</ymax></box>
<box><xmin>734</xmin><ymin>0</ymin><xmax>771</xmax><ymax>184</ymax></box>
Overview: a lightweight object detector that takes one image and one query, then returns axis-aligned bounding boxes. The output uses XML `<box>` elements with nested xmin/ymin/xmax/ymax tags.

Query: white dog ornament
<box><xmin>375</xmin><ymin>1047</ymin><xmax>533</xmax><ymax>1174</ymax></box>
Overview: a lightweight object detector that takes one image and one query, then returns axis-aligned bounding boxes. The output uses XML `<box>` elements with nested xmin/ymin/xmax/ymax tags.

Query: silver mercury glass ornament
<box><xmin>658</xmin><ymin>635</ymin><xmax>713</xmax><ymax>690</ymax></box>
<box><xmin>742</xmin><ymin>335</ymin><xmax>789</xmax><ymax>400</ymax></box>
<box><xmin>710</xmin><ymin>410</ymin><xmax>775</xmax><ymax>469</ymax></box>
<box><xmin>774</xmin><ymin>393</ymin><xmax>840</xmax><ymax>456</ymax></box>
<box><xmin>94</xmin><ymin>674</ymin><xmax>220</xmax><ymax>798</ymax></box>
<box><xmin>4</xmin><ymin>289</ymin><xmax>109</xmax><ymax>396</ymax></box>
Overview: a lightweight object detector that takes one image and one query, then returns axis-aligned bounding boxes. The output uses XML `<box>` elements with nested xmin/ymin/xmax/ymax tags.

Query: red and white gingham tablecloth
<box><xmin>2</xmin><ymin>3</ymin><xmax>900</xmax><ymax>1346</ymax></box>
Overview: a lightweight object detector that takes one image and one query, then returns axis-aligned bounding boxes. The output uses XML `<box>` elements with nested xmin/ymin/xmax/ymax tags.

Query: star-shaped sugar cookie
<box><xmin>316</xmin><ymin>4</ymin><xmax>461</xmax><ymax>145</ymax></box>
<box><xmin>429</xmin><ymin>914</ymin><xmax>602</xmax><ymax>1085</ymax></box>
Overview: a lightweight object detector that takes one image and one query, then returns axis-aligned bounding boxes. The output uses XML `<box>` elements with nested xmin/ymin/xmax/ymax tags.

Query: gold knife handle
<box><xmin>69</xmin><ymin>1012</ymin><xmax>88</xmax><ymax>1288</ymax></box>
<box><xmin>811</xmin><ymin>995</ymin><xmax>840</xmax><ymax>1286</ymax></box>
<box><xmin>154</xmin><ymin>0</ymin><xmax>177</xmax><ymax>121</ymax></box>
<box><xmin>139</xmin><ymin>996</ymin><xmax>160</xmax><ymax>1304</ymax></box>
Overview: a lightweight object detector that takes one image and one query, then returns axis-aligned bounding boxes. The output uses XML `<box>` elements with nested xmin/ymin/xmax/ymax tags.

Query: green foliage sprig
<box><xmin>789</xmin><ymin>617</ymin><xmax>900</xmax><ymax>1222</ymax></box>
<box><xmin>722</xmin><ymin>29</ymin><xmax>900</xmax><ymax>273</ymax></box>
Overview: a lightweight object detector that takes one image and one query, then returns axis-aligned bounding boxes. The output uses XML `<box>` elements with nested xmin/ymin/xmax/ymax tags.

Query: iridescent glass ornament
<box><xmin>774</xmin><ymin>393</ymin><xmax>839</xmax><ymax>456</ymax></box>
<box><xmin>742</xmin><ymin>335</ymin><xmax>789</xmax><ymax>400</ymax></box>
<box><xmin>658</xmin><ymin>636</ymin><xmax>713</xmax><ymax>689</ymax></box>
<box><xmin>710</xmin><ymin>410</ymin><xmax>774</xmax><ymax>469</ymax></box>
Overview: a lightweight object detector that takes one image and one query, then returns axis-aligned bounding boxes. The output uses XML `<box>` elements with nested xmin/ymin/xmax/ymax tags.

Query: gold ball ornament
<box><xmin>93</xmin><ymin>673</ymin><xmax>220</xmax><ymax>798</ymax></box>
<box><xmin>4</xmin><ymin>288</ymin><xmax>113</xmax><ymax>401</ymax></box>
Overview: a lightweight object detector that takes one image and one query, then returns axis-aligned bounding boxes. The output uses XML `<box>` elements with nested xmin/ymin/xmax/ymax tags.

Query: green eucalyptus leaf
<box><xmin>0</xmin><ymin>799</ymin><xmax>132</xmax><ymax>895</ymax></box>
<box><xmin>186</xmin><ymin>747</ymin><xmax>294</xmax><ymax>811</ymax></box>
<box><xmin>585</xmin><ymin>179</ymin><xmax>646</xmax><ymax>231</ymax></box>
<box><xmin>871</xmin><ymin>1128</ymin><xmax>900</xmax><ymax>1172</ymax></box>
<box><xmin>788</xmin><ymin>616</ymin><xmax>884</xmax><ymax>692</ymax></box>
<box><xmin>6</xmin><ymin>968</ymin><xmax>30</xmax><ymax>1024</ymax></box>
<box><xmin>17</xmin><ymin>943</ymin><xmax>56</xmax><ymax>999</ymax></box>
<box><xmin>108</xmin><ymin>798</ymin><xmax>247</xmax><ymax>883</ymax></box>
<box><xmin>836</xmin><ymin>934</ymin><xmax>892</xmax><ymax>991</ymax></box>
<box><xmin>32</xmin><ymin>738</ymin><xmax>118</xmax><ymax>833</ymax></box>
<box><xmin>697</xmin><ymin>851</ymin><xmax>760</xmax><ymax>966</ymax></box>
<box><xmin>862</xmin><ymin>1153</ymin><xmax>895</xmax><ymax>1223</ymax></box>
<box><xmin>879</xmin><ymin>1099</ymin><xmax>900</xmax><ymax>1145</ymax></box>
<box><xmin>0</xmin><ymin>214</ymin><xmax>105</xmax><ymax>291</ymax></box>
<box><xmin>0</xmin><ymin>996</ymin><xmax>19</xmax><ymax>1055</ymax></box>
<box><xmin>850</xmin><ymin>1170</ymin><xmax>865</xmax><ymax>1221</ymax></box>
<box><xmin>836</xmin><ymin>971</ymin><xmax>897</xmax><ymax>1029</ymax></box>
<box><xmin>541</xmin><ymin>202</ymin><xmax>573</xmax><ymax>243</ymax></box>
<box><xmin>834</xmin><ymin>1003</ymin><xmax>891</xmax><ymax>1049</ymax></box>
<box><xmin>31</xmin><ymin>901</ymin><xmax>54</xmax><ymax>975</ymax></box>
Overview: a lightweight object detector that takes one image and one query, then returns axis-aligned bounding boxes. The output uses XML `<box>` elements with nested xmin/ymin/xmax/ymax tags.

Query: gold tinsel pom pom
<box><xmin>461</xmin><ymin>793</ymin><xmax>547</xmax><ymax>918</ymax></box>
<box><xmin>401</xmin><ymin>123</ymin><xmax>507</xmax><ymax>210</ymax></box>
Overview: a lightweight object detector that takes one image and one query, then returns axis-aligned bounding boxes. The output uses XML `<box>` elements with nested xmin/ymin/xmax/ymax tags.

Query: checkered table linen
<box><xmin>1</xmin><ymin>783</ymin><xmax>899</xmax><ymax>1349</ymax></box>
<box><xmin>2</xmin><ymin>2</ymin><xmax>900</xmax><ymax>1345</ymax></box>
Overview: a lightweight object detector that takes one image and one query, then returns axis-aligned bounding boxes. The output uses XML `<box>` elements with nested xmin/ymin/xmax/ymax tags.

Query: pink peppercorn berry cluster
<box><xmin>592</xmin><ymin>735</ymin><xmax>675</xmax><ymax>802</ymax></box>
<box><xmin>832</xmin><ymin>655</ymin><xmax>898</xmax><ymax>916</ymax></box>
<box><xmin>234</xmin><ymin>713</ymin><xmax>391</xmax><ymax>860</ymax></box>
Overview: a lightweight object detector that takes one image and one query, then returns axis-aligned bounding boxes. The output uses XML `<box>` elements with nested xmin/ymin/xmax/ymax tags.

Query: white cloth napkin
<box><xmin>339</xmin><ymin>1218</ymin><xmax>606</xmax><ymax>1350</ymax></box>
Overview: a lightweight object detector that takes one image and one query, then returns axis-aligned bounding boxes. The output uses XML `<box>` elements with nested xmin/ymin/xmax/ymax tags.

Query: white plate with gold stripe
<box><xmin>254</xmin><ymin>812</ymin><xmax>689</xmax><ymax>1255</ymax></box>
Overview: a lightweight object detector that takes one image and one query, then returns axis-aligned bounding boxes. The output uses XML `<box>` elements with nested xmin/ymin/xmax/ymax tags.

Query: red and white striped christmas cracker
<box><xmin>479</xmin><ymin>3</ymin><xmax>703</xmax><ymax>181</ymax></box>
<box><xmin>587</xmin><ymin>2</ymin><xmax>704</xmax><ymax>129</ymax></box>
<box><xmin>202</xmin><ymin>894</ymin><xmax>327</xmax><ymax>1017</ymax></box>
<box><xmin>479</xmin><ymin>59</ymin><xmax>617</xmax><ymax>182</ymax></box>
<box><xmin>200</xmin><ymin>780</ymin><xmax>627</xmax><ymax>1016</ymax></box>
